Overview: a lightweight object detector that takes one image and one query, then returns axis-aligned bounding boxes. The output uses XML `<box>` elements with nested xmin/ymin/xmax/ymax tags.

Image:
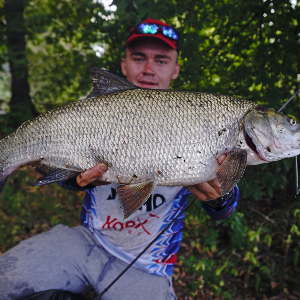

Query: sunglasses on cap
<box><xmin>131</xmin><ymin>23</ymin><xmax>179</xmax><ymax>41</ymax></box>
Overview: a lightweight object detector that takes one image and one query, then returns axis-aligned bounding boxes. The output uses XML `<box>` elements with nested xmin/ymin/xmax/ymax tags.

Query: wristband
<box><xmin>205</xmin><ymin>188</ymin><xmax>235</xmax><ymax>209</ymax></box>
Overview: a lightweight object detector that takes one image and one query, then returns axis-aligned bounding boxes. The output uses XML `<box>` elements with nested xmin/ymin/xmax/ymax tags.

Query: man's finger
<box><xmin>196</xmin><ymin>181</ymin><xmax>221</xmax><ymax>199</ymax></box>
<box><xmin>206</xmin><ymin>178</ymin><xmax>221</xmax><ymax>195</ymax></box>
<box><xmin>77</xmin><ymin>163</ymin><xmax>108</xmax><ymax>187</ymax></box>
<box><xmin>185</xmin><ymin>185</ymin><xmax>208</xmax><ymax>201</ymax></box>
<box><xmin>186</xmin><ymin>181</ymin><xmax>221</xmax><ymax>201</ymax></box>
<box><xmin>217</xmin><ymin>153</ymin><xmax>227</xmax><ymax>165</ymax></box>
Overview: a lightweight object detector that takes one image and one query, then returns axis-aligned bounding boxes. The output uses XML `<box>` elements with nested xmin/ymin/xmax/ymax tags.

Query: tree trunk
<box><xmin>4</xmin><ymin>0</ymin><xmax>36</xmax><ymax>127</ymax></box>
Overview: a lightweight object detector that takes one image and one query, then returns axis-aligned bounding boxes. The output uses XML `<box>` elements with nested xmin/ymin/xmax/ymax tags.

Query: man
<box><xmin>0</xmin><ymin>19</ymin><xmax>238</xmax><ymax>299</ymax></box>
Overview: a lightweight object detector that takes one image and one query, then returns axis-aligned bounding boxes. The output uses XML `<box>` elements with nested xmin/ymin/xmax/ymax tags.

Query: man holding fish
<box><xmin>0</xmin><ymin>19</ymin><xmax>239</xmax><ymax>299</ymax></box>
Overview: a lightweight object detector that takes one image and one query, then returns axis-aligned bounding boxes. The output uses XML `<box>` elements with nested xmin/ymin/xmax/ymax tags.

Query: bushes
<box><xmin>174</xmin><ymin>160</ymin><xmax>300</xmax><ymax>299</ymax></box>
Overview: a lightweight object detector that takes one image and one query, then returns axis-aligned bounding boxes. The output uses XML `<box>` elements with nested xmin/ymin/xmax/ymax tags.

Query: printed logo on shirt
<box><xmin>107</xmin><ymin>188</ymin><xmax>117</xmax><ymax>200</ymax></box>
<box><xmin>138</xmin><ymin>194</ymin><xmax>166</xmax><ymax>212</ymax></box>
<box><xmin>101</xmin><ymin>214</ymin><xmax>160</xmax><ymax>236</ymax></box>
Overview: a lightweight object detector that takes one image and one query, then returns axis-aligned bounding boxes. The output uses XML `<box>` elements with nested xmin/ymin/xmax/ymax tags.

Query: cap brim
<box><xmin>125</xmin><ymin>33</ymin><xmax>177</xmax><ymax>50</ymax></box>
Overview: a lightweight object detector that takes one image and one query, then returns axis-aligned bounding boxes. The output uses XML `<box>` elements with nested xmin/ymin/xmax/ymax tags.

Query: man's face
<box><xmin>121</xmin><ymin>39</ymin><xmax>180</xmax><ymax>90</ymax></box>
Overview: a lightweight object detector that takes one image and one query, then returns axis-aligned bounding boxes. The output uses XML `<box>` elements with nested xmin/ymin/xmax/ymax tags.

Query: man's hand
<box><xmin>76</xmin><ymin>163</ymin><xmax>108</xmax><ymax>187</ymax></box>
<box><xmin>185</xmin><ymin>154</ymin><xmax>227</xmax><ymax>201</ymax></box>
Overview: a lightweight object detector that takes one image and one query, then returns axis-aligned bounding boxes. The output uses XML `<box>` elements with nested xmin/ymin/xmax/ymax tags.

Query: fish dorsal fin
<box><xmin>87</xmin><ymin>67</ymin><xmax>138</xmax><ymax>98</ymax></box>
<box><xmin>216</xmin><ymin>148</ymin><xmax>247</xmax><ymax>196</ymax></box>
<box><xmin>117</xmin><ymin>181</ymin><xmax>157</xmax><ymax>219</ymax></box>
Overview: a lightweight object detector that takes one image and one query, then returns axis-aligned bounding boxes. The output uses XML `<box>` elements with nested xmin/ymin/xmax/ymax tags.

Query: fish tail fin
<box><xmin>0</xmin><ymin>157</ymin><xmax>9</xmax><ymax>193</ymax></box>
<box><xmin>0</xmin><ymin>136</ymin><xmax>13</xmax><ymax>193</ymax></box>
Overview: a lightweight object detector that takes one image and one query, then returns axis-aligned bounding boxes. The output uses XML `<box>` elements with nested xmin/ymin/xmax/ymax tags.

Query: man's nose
<box><xmin>143</xmin><ymin>60</ymin><xmax>155</xmax><ymax>74</ymax></box>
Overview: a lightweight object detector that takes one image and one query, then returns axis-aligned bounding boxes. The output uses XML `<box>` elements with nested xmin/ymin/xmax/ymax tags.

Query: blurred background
<box><xmin>0</xmin><ymin>0</ymin><xmax>299</xmax><ymax>299</ymax></box>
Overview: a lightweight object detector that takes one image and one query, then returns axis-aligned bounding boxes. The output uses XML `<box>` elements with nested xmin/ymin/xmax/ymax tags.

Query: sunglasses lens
<box><xmin>162</xmin><ymin>27</ymin><xmax>178</xmax><ymax>40</ymax></box>
<box><xmin>139</xmin><ymin>24</ymin><xmax>159</xmax><ymax>34</ymax></box>
<box><xmin>133</xmin><ymin>23</ymin><xmax>179</xmax><ymax>44</ymax></box>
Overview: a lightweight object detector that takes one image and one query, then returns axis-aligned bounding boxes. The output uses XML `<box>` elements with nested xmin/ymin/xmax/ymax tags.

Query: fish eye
<box><xmin>290</xmin><ymin>118</ymin><xmax>297</xmax><ymax>126</ymax></box>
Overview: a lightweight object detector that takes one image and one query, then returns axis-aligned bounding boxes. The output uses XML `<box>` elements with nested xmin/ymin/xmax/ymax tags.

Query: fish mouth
<box><xmin>243</xmin><ymin>127</ymin><xmax>266</xmax><ymax>161</ymax></box>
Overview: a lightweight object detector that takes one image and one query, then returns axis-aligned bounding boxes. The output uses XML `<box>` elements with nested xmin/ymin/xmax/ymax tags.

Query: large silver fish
<box><xmin>1</xmin><ymin>68</ymin><xmax>300</xmax><ymax>218</ymax></box>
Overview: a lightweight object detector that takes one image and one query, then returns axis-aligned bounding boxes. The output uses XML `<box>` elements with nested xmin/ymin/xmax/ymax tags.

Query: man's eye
<box><xmin>134</xmin><ymin>57</ymin><xmax>143</xmax><ymax>62</ymax></box>
<box><xmin>158</xmin><ymin>60</ymin><xmax>166</xmax><ymax>65</ymax></box>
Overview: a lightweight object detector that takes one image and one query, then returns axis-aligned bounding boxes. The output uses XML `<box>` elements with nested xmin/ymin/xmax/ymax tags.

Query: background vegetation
<box><xmin>0</xmin><ymin>0</ymin><xmax>300</xmax><ymax>299</ymax></box>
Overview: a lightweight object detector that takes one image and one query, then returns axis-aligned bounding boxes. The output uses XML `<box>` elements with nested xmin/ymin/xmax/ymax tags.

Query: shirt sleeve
<box><xmin>200</xmin><ymin>186</ymin><xmax>239</xmax><ymax>220</ymax></box>
<box><xmin>59</xmin><ymin>178</ymin><xmax>95</xmax><ymax>191</ymax></box>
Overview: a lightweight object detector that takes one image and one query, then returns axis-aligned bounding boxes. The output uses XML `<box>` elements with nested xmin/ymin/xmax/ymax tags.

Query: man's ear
<box><xmin>121</xmin><ymin>58</ymin><xmax>127</xmax><ymax>77</ymax></box>
<box><xmin>171</xmin><ymin>62</ymin><xmax>180</xmax><ymax>80</ymax></box>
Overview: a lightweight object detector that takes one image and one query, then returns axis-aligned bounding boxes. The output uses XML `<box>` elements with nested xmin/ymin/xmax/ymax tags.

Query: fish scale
<box><xmin>1</xmin><ymin>68</ymin><xmax>300</xmax><ymax>218</ymax></box>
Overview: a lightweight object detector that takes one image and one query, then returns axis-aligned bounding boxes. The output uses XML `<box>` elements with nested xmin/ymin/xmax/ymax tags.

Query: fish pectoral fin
<box><xmin>32</xmin><ymin>164</ymin><xmax>81</xmax><ymax>186</ymax></box>
<box><xmin>216</xmin><ymin>149</ymin><xmax>247</xmax><ymax>196</ymax></box>
<box><xmin>117</xmin><ymin>181</ymin><xmax>157</xmax><ymax>219</ymax></box>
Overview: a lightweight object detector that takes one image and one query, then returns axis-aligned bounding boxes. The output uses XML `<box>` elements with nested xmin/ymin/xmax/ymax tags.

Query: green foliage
<box><xmin>24</xmin><ymin>0</ymin><xmax>111</xmax><ymax>112</ymax></box>
<box><xmin>177</xmin><ymin>188</ymin><xmax>300</xmax><ymax>299</ymax></box>
<box><xmin>0</xmin><ymin>167</ymin><xmax>83</xmax><ymax>254</ymax></box>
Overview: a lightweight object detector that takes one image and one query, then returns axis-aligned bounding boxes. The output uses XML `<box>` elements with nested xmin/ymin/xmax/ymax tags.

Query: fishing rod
<box><xmin>277</xmin><ymin>88</ymin><xmax>300</xmax><ymax>196</ymax></box>
<box><xmin>95</xmin><ymin>196</ymin><xmax>197</xmax><ymax>299</ymax></box>
<box><xmin>277</xmin><ymin>88</ymin><xmax>300</xmax><ymax>113</ymax></box>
